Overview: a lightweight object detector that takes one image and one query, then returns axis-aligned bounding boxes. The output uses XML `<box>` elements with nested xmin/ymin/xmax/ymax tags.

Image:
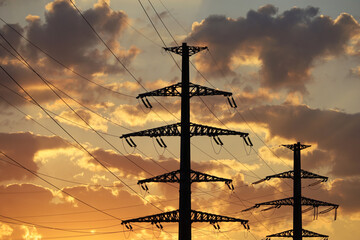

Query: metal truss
<box><xmin>138</xmin><ymin>169</ymin><xmax>234</xmax><ymax>190</ymax></box>
<box><xmin>164</xmin><ymin>45</ymin><xmax>208</xmax><ymax>56</ymax></box>
<box><xmin>121</xmin><ymin>209</ymin><xmax>249</xmax><ymax>230</ymax></box>
<box><xmin>137</xmin><ymin>82</ymin><xmax>232</xmax><ymax>99</ymax></box>
<box><xmin>242</xmin><ymin>196</ymin><xmax>338</xmax><ymax>216</ymax></box>
<box><xmin>265</xmin><ymin>229</ymin><xmax>329</xmax><ymax>240</ymax></box>
<box><xmin>120</xmin><ymin>122</ymin><xmax>249</xmax><ymax>139</ymax></box>
<box><xmin>282</xmin><ymin>143</ymin><xmax>311</xmax><ymax>151</ymax></box>
<box><xmin>252</xmin><ymin>169</ymin><xmax>328</xmax><ymax>184</ymax></box>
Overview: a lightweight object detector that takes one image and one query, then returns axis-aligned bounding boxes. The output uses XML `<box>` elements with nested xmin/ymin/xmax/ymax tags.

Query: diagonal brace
<box><xmin>266</xmin><ymin>229</ymin><xmax>329</xmax><ymax>239</ymax></box>
<box><xmin>137</xmin><ymin>82</ymin><xmax>232</xmax><ymax>99</ymax></box>
<box><xmin>243</xmin><ymin>197</ymin><xmax>338</xmax><ymax>211</ymax></box>
<box><xmin>138</xmin><ymin>169</ymin><xmax>234</xmax><ymax>189</ymax></box>
<box><xmin>120</xmin><ymin>122</ymin><xmax>249</xmax><ymax>138</ymax></box>
<box><xmin>122</xmin><ymin>209</ymin><xmax>249</xmax><ymax>229</ymax></box>
<box><xmin>253</xmin><ymin>169</ymin><xmax>328</xmax><ymax>184</ymax></box>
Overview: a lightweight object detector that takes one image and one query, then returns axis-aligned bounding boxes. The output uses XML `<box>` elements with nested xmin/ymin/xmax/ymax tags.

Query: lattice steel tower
<box><xmin>120</xmin><ymin>43</ymin><xmax>252</xmax><ymax>239</ymax></box>
<box><xmin>243</xmin><ymin>142</ymin><xmax>339</xmax><ymax>240</ymax></box>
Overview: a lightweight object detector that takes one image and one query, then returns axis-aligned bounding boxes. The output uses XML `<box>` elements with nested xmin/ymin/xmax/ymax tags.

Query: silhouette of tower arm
<box><xmin>137</xmin><ymin>82</ymin><xmax>233</xmax><ymax>98</ymax></box>
<box><xmin>243</xmin><ymin>197</ymin><xmax>338</xmax><ymax>209</ymax></box>
<box><xmin>121</xmin><ymin>209</ymin><xmax>249</xmax><ymax>229</ymax></box>
<box><xmin>242</xmin><ymin>196</ymin><xmax>338</xmax><ymax>219</ymax></box>
<box><xmin>164</xmin><ymin>45</ymin><xmax>208</xmax><ymax>56</ymax></box>
<box><xmin>265</xmin><ymin>229</ymin><xmax>329</xmax><ymax>240</ymax></box>
<box><xmin>252</xmin><ymin>169</ymin><xmax>328</xmax><ymax>184</ymax></box>
<box><xmin>120</xmin><ymin>122</ymin><xmax>249</xmax><ymax>138</ymax></box>
<box><xmin>138</xmin><ymin>169</ymin><xmax>234</xmax><ymax>189</ymax></box>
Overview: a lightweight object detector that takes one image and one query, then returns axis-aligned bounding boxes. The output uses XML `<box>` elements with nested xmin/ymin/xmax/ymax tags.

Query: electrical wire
<box><xmin>0</xmin><ymin>17</ymin><xmax>135</xmax><ymax>99</ymax></box>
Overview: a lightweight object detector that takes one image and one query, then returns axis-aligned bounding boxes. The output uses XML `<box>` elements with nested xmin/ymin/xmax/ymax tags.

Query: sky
<box><xmin>0</xmin><ymin>0</ymin><xmax>359</xmax><ymax>239</ymax></box>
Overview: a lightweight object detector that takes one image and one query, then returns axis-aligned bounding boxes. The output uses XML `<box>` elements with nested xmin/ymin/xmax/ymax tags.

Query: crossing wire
<box><xmin>69</xmin><ymin>0</ymin><xmax>180</xmax><ymax>123</ymax></box>
<box><xmin>0</xmin><ymin>62</ymin><xmax>164</xmax><ymax>214</ymax></box>
<box><xmin>0</xmin><ymin>17</ymin><xmax>135</xmax><ymax>99</ymax></box>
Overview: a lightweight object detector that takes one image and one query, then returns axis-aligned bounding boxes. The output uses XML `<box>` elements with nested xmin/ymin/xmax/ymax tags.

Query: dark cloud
<box><xmin>187</xmin><ymin>5</ymin><xmax>360</xmax><ymax>93</ymax></box>
<box><xmin>25</xmin><ymin>0</ymin><xmax>132</xmax><ymax>75</ymax></box>
<box><xmin>0</xmin><ymin>132</ymin><xmax>69</xmax><ymax>181</ymax></box>
<box><xmin>223</xmin><ymin>104</ymin><xmax>360</xmax><ymax>177</ymax></box>
<box><xmin>0</xmin><ymin>0</ymin><xmax>138</xmax><ymax>110</ymax></box>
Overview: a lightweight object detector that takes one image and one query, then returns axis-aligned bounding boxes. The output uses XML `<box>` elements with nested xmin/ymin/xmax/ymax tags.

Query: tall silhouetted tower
<box><xmin>120</xmin><ymin>43</ymin><xmax>252</xmax><ymax>239</ymax></box>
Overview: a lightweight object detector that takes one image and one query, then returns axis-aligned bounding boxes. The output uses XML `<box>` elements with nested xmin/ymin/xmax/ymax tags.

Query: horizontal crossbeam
<box><xmin>137</xmin><ymin>82</ymin><xmax>232</xmax><ymax>98</ymax></box>
<box><xmin>242</xmin><ymin>197</ymin><xmax>338</xmax><ymax>211</ymax></box>
<box><xmin>138</xmin><ymin>169</ymin><xmax>233</xmax><ymax>189</ymax></box>
<box><xmin>121</xmin><ymin>209</ymin><xmax>249</xmax><ymax>229</ymax></box>
<box><xmin>164</xmin><ymin>45</ymin><xmax>208</xmax><ymax>56</ymax></box>
<box><xmin>252</xmin><ymin>169</ymin><xmax>328</xmax><ymax>184</ymax></box>
<box><xmin>266</xmin><ymin>229</ymin><xmax>328</xmax><ymax>239</ymax></box>
<box><xmin>282</xmin><ymin>143</ymin><xmax>311</xmax><ymax>151</ymax></box>
<box><xmin>120</xmin><ymin>122</ymin><xmax>249</xmax><ymax>138</ymax></box>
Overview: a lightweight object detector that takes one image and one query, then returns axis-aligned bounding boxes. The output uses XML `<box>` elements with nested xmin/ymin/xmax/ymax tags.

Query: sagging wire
<box><xmin>210</xmin><ymin>136</ymin><xmax>223</xmax><ymax>155</ymax></box>
<box><xmin>122</xmin><ymin>223</ymin><xmax>133</xmax><ymax>240</ymax></box>
<box><xmin>121</xmin><ymin>137</ymin><xmax>137</xmax><ymax>154</ymax></box>
<box><xmin>152</xmin><ymin>137</ymin><xmax>166</xmax><ymax>156</ymax></box>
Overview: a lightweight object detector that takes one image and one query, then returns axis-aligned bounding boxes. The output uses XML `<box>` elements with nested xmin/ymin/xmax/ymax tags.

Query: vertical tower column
<box><xmin>293</xmin><ymin>142</ymin><xmax>302</xmax><ymax>240</ymax></box>
<box><xmin>179</xmin><ymin>42</ymin><xmax>191</xmax><ymax>240</ymax></box>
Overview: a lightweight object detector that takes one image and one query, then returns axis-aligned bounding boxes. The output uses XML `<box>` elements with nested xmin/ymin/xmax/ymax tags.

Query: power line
<box><xmin>0</xmin><ymin>17</ymin><xmax>135</xmax><ymax>99</ymax></box>
<box><xmin>0</xmin><ymin>63</ymin><xmax>164</xmax><ymax>214</ymax></box>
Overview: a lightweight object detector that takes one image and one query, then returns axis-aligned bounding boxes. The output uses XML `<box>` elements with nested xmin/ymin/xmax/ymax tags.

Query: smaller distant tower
<box><xmin>243</xmin><ymin>142</ymin><xmax>338</xmax><ymax>240</ymax></box>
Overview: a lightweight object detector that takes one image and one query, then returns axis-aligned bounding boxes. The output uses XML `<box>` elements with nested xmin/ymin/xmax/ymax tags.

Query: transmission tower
<box><xmin>120</xmin><ymin>43</ymin><xmax>251</xmax><ymax>239</ymax></box>
<box><xmin>243</xmin><ymin>142</ymin><xmax>339</xmax><ymax>240</ymax></box>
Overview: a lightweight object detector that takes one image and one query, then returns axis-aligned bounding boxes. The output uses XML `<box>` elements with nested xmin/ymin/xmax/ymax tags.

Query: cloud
<box><xmin>222</xmin><ymin>104</ymin><xmax>360</xmax><ymax>178</ymax></box>
<box><xmin>25</xmin><ymin>0</ymin><xmax>132</xmax><ymax>75</ymax></box>
<box><xmin>0</xmin><ymin>183</ymin><xmax>155</xmax><ymax>238</ymax></box>
<box><xmin>0</xmin><ymin>132</ymin><xmax>69</xmax><ymax>181</ymax></box>
<box><xmin>0</xmin><ymin>0</ymin><xmax>139</xmax><ymax>110</ymax></box>
<box><xmin>187</xmin><ymin>5</ymin><xmax>360</xmax><ymax>93</ymax></box>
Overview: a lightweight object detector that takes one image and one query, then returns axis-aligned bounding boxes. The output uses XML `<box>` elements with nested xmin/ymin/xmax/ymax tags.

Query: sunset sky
<box><xmin>0</xmin><ymin>0</ymin><xmax>359</xmax><ymax>239</ymax></box>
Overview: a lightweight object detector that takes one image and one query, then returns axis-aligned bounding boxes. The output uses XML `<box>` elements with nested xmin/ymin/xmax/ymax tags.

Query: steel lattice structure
<box><xmin>138</xmin><ymin>169</ymin><xmax>234</xmax><ymax>189</ymax></box>
<box><xmin>253</xmin><ymin>169</ymin><xmax>328</xmax><ymax>184</ymax></box>
<box><xmin>247</xmin><ymin>142</ymin><xmax>339</xmax><ymax>240</ymax></box>
<box><xmin>120</xmin><ymin>122</ymin><xmax>249</xmax><ymax>138</ymax></box>
<box><xmin>137</xmin><ymin>82</ymin><xmax>233</xmax><ymax>98</ymax></box>
<box><xmin>266</xmin><ymin>229</ymin><xmax>329</xmax><ymax>240</ymax></box>
<box><xmin>119</xmin><ymin>43</ymin><xmax>251</xmax><ymax>239</ymax></box>
<box><xmin>121</xmin><ymin>209</ymin><xmax>249</xmax><ymax>230</ymax></box>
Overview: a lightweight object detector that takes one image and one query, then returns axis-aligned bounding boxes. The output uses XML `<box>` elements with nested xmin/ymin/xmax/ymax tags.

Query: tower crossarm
<box><xmin>242</xmin><ymin>197</ymin><xmax>338</xmax><ymax>214</ymax></box>
<box><xmin>282</xmin><ymin>143</ymin><xmax>311</xmax><ymax>151</ymax></box>
<box><xmin>121</xmin><ymin>209</ymin><xmax>249</xmax><ymax>229</ymax></box>
<box><xmin>138</xmin><ymin>170</ymin><xmax>181</xmax><ymax>184</ymax></box>
<box><xmin>137</xmin><ymin>82</ymin><xmax>232</xmax><ymax>99</ymax></box>
<box><xmin>138</xmin><ymin>169</ymin><xmax>233</xmax><ymax>189</ymax></box>
<box><xmin>265</xmin><ymin>229</ymin><xmax>329</xmax><ymax>239</ymax></box>
<box><xmin>189</xmin><ymin>123</ymin><xmax>248</xmax><ymax>137</ymax></box>
<box><xmin>164</xmin><ymin>45</ymin><xmax>208</xmax><ymax>56</ymax></box>
<box><xmin>253</xmin><ymin>169</ymin><xmax>328</xmax><ymax>184</ymax></box>
<box><xmin>120</xmin><ymin>123</ymin><xmax>181</xmax><ymax>138</ymax></box>
<box><xmin>120</xmin><ymin>122</ymin><xmax>249</xmax><ymax>138</ymax></box>
<box><xmin>191</xmin><ymin>210</ymin><xmax>249</xmax><ymax>229</ymax></box>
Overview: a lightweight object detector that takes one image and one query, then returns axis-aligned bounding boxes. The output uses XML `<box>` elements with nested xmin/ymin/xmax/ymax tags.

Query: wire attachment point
<box><xmin>243</xmin><ymin>136</ymin><xmax>253</xmax><ymax>146</ymax></box>
<box><xmin>140</xmin><ymin>97</ymin><xmax>152</xmax><ymax>109</ymax></box>
<box><xmin>213</xmin><ymin>136</ymin><xmax>224</xmax><ymax>146</ymax></box>
<box><xmin>226</xmin><ymin>181</ymin><xmax>234</xmax><ymax>190</ymax></box>
<box><xmin>139</xmin><ymin>182</ymin><xmax>149</xmax><ymax>192</ymax></box>
<box><xmin>155</xmin><ymin>137</ymin><xmax>167</xmax><ymax>148</ymax></box>
<box><xmin>227</xmin><ymin>96</ymin><xmax>237</xmax><ymax>108</ymax></box>
<box><xmin>124</xmin><ymin>137</ymin><xmax>137</xmax><ymax>148</ymax></box>
<box><xmin>123</xmin><ymin>222</ymin><xmax>133</xmax><ymax>231</ymax></box>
